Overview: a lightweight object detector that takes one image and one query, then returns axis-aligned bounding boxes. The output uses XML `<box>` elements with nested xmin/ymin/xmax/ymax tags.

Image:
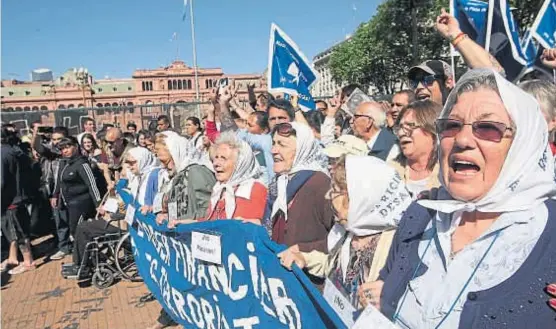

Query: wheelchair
<box><xmin>62</xmin><ymin>213</ymin><xmax>142</xmax><ymax>289</ymax></box>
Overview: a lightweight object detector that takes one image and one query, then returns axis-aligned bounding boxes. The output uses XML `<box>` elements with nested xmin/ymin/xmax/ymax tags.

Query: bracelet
<box><xmin>452</xmin><ymin>33</ymin><xmax>468</xmax><ymax>47</ymax></box>
<box><xmin>450</xmin><ymin>32</ymin><xmax>465</xmax><ymax>42</ymax></box>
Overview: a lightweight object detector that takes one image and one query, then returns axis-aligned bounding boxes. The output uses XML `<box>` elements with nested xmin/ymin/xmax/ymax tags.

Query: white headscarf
<box><xmin>209</xmin><ymin>136</ymin><xmax>265</xmax><ymax>218</ymax></box>
<box><xmin>162</xmin><ymin>131</ymin><xmax>213</xmax><ymax>173</ymax></box>
<box><xmin>419</xmin><ymin>69</ymin><xmax>556</xmax><ymax>214</ymax></box>
<box><xmin>127</xmin><ymin>146</ymin><xmax>157</xmax><ymax>204</ymax></box>
<box><xmin>338</xmin><ymin>155</ymin><xmax>412</xmax><ymax>279</ymax></box>
<box><xmin>271</xmin><ymin>122</ymin><xmax>328</xmax><ymax>221</ymax></box>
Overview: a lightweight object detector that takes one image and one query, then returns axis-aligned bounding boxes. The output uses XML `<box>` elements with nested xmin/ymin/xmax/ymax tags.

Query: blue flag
<box><xmin>116</xmin><ymin>184</ymin><xmax>345</xmax><ymax>329</ymax></box>
<box><xmin>268</xmin><ymin>23</ymin><xmax>319</xmax><ymax>112</ymax></box>
<box><xmin>454</xmin><ymin>0</ymin><xmax>489</xmax><ymax>47</ymax></box>
<box><xmin>487</xmin><ymin>0</ymin><xmax>529</xmax><ymax>81</ymax></box>
<box><xmin>531</xmin><ymin>0</ymin><xmax>556</xmax><ymax>49</ymax></box>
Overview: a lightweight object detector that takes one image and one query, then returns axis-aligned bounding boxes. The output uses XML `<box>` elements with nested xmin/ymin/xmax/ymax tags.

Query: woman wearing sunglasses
<box><xmin>278</xmin><ymin>155</ymin><xmax>411</xmax><ymax>324</ymax></box>
<box><xmin>390</xmin><ymin>100</ymin><xmax>442</xmax><ymax>199</ymax></box>
<box><xmin>363</xmin><ymin>69</ymin><xmax>556</xmax><ymax>328</ymax></box>
<box><xmin>265</xmin><ymin>122</ymin><xmax>334</xmax><ymax>255</ymax></box>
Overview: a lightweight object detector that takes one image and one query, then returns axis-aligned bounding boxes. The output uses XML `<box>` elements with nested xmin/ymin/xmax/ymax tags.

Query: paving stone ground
<box><xmin>1</xmin><ymin>235</ymin><xmax>171</xmax><ymax>329</ymax></box>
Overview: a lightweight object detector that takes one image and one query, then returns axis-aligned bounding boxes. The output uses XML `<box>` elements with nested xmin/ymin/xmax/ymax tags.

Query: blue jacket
<box><xmin>379</xmin><ymin>200</ymin><xmax>556</xmax><ymax>329</ymax></box>
<box><xmin>369</xmin><ymin>128</ymin><xmax>397</xmax><ymax>161</ymax></box>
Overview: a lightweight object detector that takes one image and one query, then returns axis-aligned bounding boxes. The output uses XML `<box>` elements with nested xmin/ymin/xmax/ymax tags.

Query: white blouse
<box><xmin>394</xmin><ymin>204</ymin><xmax>548</xmax><ymax>329</ymax></box>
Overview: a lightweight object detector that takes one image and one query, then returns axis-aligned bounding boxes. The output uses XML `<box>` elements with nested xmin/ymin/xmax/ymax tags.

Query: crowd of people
<box><xmin>2</xmin><ymin>9</ymin><xmax>556</xmax><ymax>329</ymax></box>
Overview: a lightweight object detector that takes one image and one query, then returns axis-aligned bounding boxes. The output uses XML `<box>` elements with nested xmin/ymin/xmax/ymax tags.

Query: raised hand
<box><xmin>436</xmin><ymin>8</ymin><xmax>462</xmax><ymax>40</ymax></box>
<box><xmin>541</xmin><ymin>48</ymin><xmax>556</xmax><ymax>69</ymax></box>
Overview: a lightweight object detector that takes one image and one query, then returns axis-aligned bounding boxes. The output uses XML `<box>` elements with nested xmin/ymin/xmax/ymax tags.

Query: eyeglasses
<box><xmin>394</xmin><ymin>122</ymin><xmax>422</xmax><ymax>136</ymax></box>
<box><xmin>436</xmin><ymin>119</ymin><xmax>513</xmax><ymax>142</ymax></box>
<box><xmin>351</xmin><ymin>114</ymin><xmax>374</xmax><ymax>121</ymax></box>
<box><xmin>272</xmin><ymin>123</ymin><xmax>296</xmax><ymax>137</ymax></box>
<box><xmin>409</xmin><ymin>74</ymin><xmax>443</xmax><ymax>89</ymax></box>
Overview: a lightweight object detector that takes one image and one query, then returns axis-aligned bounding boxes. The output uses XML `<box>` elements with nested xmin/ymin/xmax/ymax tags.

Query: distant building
<box><xmin>311</xmin><ymin>38</ymin><xmax>352</xmax><ymax>98</ymax></box>
<box><xmin>30</xmin><ymin>68</ymin><xmax>53</xmax><ymax>82</ymax></box>
<box><xmin>1</xmin><ymin>60</ymin><xmax>265</xmax><ymax>112</ymax></box>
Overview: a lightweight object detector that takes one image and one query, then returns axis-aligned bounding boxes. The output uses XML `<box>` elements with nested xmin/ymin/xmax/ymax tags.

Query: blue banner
<box><xmin>267</xmin><ymin>23</ymin><xmax>319</xmax><ymax>112</ymax></box>
<box><xmin>117</xmin><ymin>184</ymin><xmax>345</xmax><ymax>329</ymax></box>
<box><xmin>532</xmin><ymin>0</ymin><xmax>556</xmax><ymax>49</ymax></box>
<box><xmin>487</xmin><ymin>0</ymin><xmax>529</xmax><ymax>81</ymax></box>
<box><xmin>454</xmin><ymin>0</ymin><xmax>489</xmax><ymax>47</ymax></box>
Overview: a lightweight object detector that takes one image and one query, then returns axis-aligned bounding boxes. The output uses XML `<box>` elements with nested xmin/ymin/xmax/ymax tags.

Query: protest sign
<box><xmin>341</xmin><ymin>88</ymin><xmax>373</xmax><ymax>117</ymax></box>
<box><xmin>268</xmin><ymin>23</ymin><xmax>319</xmax><ymax>112</ymax></box>
<box><xmin>117</xmin><ymin>184</ymin><xmax>346</xmax><ymax>329</ymax></box>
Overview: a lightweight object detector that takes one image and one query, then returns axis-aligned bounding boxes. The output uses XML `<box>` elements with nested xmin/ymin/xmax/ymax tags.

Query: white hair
<box><xmin>360</xmin><ymin>102</ymin><xmax>387</xmax><ymax>128</ymax></box>
<box><xmin>214</xmin><ymin>131</ymin><xmax>241</xmax><ymax>159</ymax></box>
<box><xmin>519</xmin><ymin>79</ymin><xmax>556</xmax><ymax>122</ymax></box>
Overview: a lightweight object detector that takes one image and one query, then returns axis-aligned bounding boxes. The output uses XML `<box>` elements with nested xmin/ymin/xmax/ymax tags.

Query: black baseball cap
<box><xmin>408</xmin><ymin>60</ymin><xmax>453</xmax><ymax>81</ymax></box>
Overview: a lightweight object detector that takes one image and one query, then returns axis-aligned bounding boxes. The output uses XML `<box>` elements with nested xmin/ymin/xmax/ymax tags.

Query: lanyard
<box><xmin>394</xmin><ymin>229</ymin><xmax>501</xmax><ymax>329</ymax></box>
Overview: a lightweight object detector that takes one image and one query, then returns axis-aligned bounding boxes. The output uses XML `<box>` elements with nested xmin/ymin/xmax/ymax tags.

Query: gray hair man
<box><xmin>350</xmin><ymin>102</ymin><xmax>400</xmax><ymax>161</ymax></box>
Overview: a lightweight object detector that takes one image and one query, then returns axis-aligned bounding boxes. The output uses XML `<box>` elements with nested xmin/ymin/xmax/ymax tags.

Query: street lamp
<box><xmin>75</xmin><ymin>67</ymin><xmax>90</xmax><ymax>107</ymax></box>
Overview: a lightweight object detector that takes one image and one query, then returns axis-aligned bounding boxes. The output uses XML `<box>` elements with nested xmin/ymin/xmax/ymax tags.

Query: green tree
<box><xmin>329</xmin><ymin>0</ymin><xmax>448</xmax><ymax>95</ymax></box>
<box><xmin>328</xmin><ymin>0</ymin><xmax>545</xmax><ymax>94</ymax></box>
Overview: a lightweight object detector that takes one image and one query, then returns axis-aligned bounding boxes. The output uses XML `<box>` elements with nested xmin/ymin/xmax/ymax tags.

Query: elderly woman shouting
<box><xmin>365</xmin><ymin>69</ymin><xmax>556</xmax><ymax>329</ymax></box>
<box><xmin>202</xmin><ymin>131</ymin><xmax>268</xmax><ymax>222</ymax></box>
<box><xmin>278</xmin><ymin>155</ymin><xmax>411</xmax><ymax>326</ymax></box>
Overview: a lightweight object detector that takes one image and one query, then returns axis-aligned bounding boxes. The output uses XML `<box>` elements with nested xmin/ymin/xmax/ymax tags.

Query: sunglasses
<box><xmin>273</xmin><ymin>123</ymin><xmax>296</xmax><ymax>137</ymax></box>
<box><xmin>409</xmin><ymin>74</ymin><xmax>443</xmax><ymax>89</ymax></box>
<box><xmin>436</xmin><ymin>119</ymin><xmax>513</xmax><ymax>142</ymax></box>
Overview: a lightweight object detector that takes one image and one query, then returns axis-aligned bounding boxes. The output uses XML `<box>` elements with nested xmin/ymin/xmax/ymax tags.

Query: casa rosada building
<box><xmin>1</xmin><ymin>60</ymin><xmax>265</xmax><ymax>112</ymax></box>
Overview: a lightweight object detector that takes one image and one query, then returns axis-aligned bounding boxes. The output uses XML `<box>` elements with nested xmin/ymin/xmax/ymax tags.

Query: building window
<box><xmin>104</xmin><ymin>103</ymin><xmax>111</xmax><ymax>107</ymax></box>
<box><xmin>23</xmin><ymin>106</ymin><xmax>31</xmax><ymax>112</ymax></box>
<box><xmin>96</xmin><ymin>103</ymin><xmax>103</xmax><ymax>107</ymax></box>
<box><xmin>182</xmin><ymin>80</ymin><xmax>187</xmax><ymax>89</ymax></box>
<box><xmin>178</xmin><ymin>80</ymin><xmax>183</xmax><ymax>90</ymax></box>
<box><xmin>187</xmin><ymin>80</ymin><xmax>192</xmax><ymax>89</ymax></box>
<box><xmin>32</xmin><ymin>106</ymin><xmax>39</xmax><ymax>111</ymax></box>
<box><xmin>25</xmin><ymin>90</ymin><xmax>31</xmax><ymax>96</ymax></box>
<box><xmin>142</xmin><ymin>81</ymin><xmax>153</xmax><ymax>91</ymax></box>
<box><xmin>15</xmin><ymin>107</ymin><xmax>22</xmax><ymax>111</ymax></box>
<box><xmin>112</xmin><ymin>102</ymin><xmax>118</xmax><ymax>107</ymax></box>
<box><xmin>172</xmin><ymin>80</ymin><xmax>178</xmax><ymax>90</ymax></box>
<box><xmin>40</xmin><ymin>106</ymin><xmax>48</xmax><ymax>111</ymax></box>
<box><xmin>77</xmin><ymin>104</ymin><xmax>84</xmax><ymax>108</ymax></box>
<box><xmin>58</xmin><ymin>104</ymin><xmax>66</xmax><ymax>109</ymax></box>
<box><xmin>128</xmin><ymin>87</ymin><xmax>132</xmax><ymax>91</ymax></box>
<box><xmin>168</xmin><ymin>80</ymin><xmax>173</xmax><ymax>90</ymax></box>
<box><xmin>113</xmin><ymin>87</ymin><xmax>117</xmax><ymax>92</ymax></box>
<box><xmin>68</xmin><ymin>104</ymin><xmax>75</xmax><ymax>108</ymax></box>
<box><xmin>127</xmin><ymin>102</ymin><xmax>135</xmax><ymax>114</ymax></box>
<box><xmin>98</xmin><ymin>88</ymin><xmax>103</xmax><ymax>92</ymax></box>
<box><xmin>8</xmin><ymin>91</ymin><xmax>13</xmax><ymax>96</ymax></box>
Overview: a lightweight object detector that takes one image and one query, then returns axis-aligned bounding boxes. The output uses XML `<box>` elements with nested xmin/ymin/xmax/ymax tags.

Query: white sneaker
<box><xmin>50</xmin><ymin>250</ymin><xmax>68</xmax><ymax>260</ymax></box>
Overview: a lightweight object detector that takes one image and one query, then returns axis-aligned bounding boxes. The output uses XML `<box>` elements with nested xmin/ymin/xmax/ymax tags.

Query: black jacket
<box><xmin>1</xmin><ymin>144</ymin><xmax>34</xmax><ymax>214</ymax></box>
<box><xmin>53</xmin><ymin>155</ymin><xmax>104</xmax><ymax>207</ymax></box>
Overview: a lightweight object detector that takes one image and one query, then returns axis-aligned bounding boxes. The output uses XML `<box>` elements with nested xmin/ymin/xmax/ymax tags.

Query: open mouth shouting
<box><xmin>449</xmin><ymin>155</ymin><xmax>481</xmax><ymax>180</ymax></box>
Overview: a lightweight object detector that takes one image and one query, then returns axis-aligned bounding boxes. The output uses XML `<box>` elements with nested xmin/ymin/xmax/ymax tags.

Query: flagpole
<box><xmin>449</xmin><ymin>0</ymin><xmax>457</xmax><ymax>83</ymax></box>
<box><xmin>485</xmin><ymin>0</ymin><xmax>495</xmax><ymax>51</ymax></box>
<box><xmin>189</xmin><ymin>0</ymin><xmax>201</xmax><ymax>117</ymax></box>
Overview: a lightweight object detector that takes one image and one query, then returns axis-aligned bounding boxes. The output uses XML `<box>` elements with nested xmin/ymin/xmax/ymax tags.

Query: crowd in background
<box><xmin>2</xmin><ymin>9</ymin><xmax>556</xmax><ymax>329</ymax></box>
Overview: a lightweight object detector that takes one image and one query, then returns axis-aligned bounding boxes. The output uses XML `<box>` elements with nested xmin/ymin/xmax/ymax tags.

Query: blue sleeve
<box><xmin>236</xmin><ymin>129</ymin><xmax>272</xmax><ymax>151</ymax></box>
<box><xmin>237</xmin><ymin>130</ymin><xmax>275</xmax><ymax>181</ymax></box>
<box><xmin>143</xmin><ymin>169</ymin><xmax>160</xmax><ymax>206</ymax></box>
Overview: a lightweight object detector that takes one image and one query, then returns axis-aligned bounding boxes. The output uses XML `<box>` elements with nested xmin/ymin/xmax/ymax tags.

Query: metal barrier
<box><xmin>0</xmin><ymin>102</ymin><xmax>216</xmax><ymax>137</ymax></box>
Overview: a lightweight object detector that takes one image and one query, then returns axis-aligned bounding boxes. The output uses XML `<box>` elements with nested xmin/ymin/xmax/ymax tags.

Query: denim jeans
<box><xmin>53</xmin><ymin>207</ymin><xmax>71</xmax><ymax>253</ymax></box>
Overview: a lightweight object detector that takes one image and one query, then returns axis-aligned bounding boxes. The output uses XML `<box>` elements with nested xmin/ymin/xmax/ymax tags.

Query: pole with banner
<box><xmin>267</xmin><ymin>23</ymin><xmax>319</xmax><ymax>112</ymax></box>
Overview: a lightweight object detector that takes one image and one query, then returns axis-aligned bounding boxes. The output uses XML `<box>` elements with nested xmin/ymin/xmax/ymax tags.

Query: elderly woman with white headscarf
<box><xmin>153</xmin><ymin>131</ymin><xmax>216</xmax><ymax>228</ymax></box>
<box><xmin>364</xmin><ymin>69</ymin><xmax>556</xmax><ymax>329</ymax></box>
<box><xmin>264</xmin><ymin>122</ymin><xmax>334</xmax><ymax>254</ymax></box>
<box><xmin>201</xmin><ymin>131</ymin><xmax>268</xmax><ymax>223</ymax></box>
<box><xmin>279</xmin><ymin>155</ymin><xmax>411</xmax><ymax>324</ymax></box>
<box><xmin>124</xmin><ymin>147</ymin><xmax>168</xmax><ymax>214</ymax></box>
